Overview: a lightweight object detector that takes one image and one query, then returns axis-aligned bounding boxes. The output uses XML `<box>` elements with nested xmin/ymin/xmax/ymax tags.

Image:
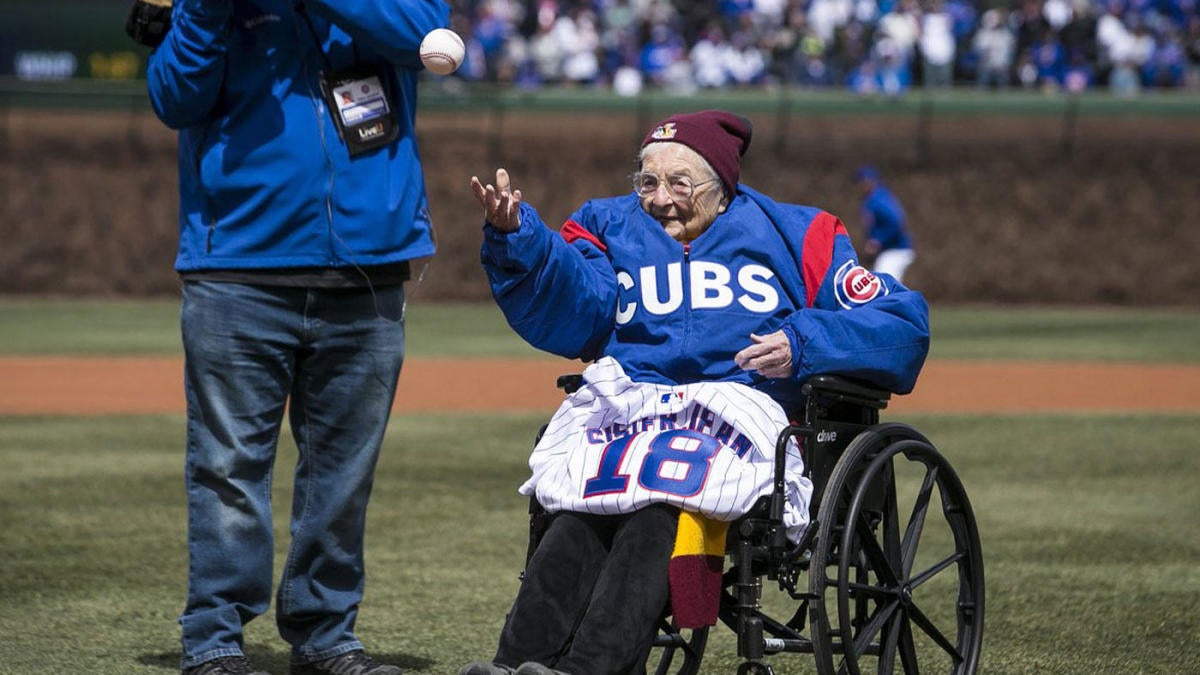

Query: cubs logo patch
<box><xmin>834</xmin><ymin>260</ymin><xmax>886</xmax><ymax>309</ymax></box>
<box><xmin>650</xmin><ymin>122</ymin><xmax>678</xmax><ymax>140</ymax></box>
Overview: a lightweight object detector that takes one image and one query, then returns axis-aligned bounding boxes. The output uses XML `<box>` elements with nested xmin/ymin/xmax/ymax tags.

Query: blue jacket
<box><xmin>147</xmin><ymin>0</ymin><xmax>449</xmax><ymax>272</ymax></box>
<box><xmin>481</xmin><ymin>186</ymin><xmax>930</xmax><ymax>409</ymax></box>
<box><xmin>862</xmin><ymin>184</ymin><xmax>913</xmax><ymax>252</ymax></box>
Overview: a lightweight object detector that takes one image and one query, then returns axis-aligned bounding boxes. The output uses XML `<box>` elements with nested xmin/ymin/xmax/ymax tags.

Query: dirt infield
<box><xmin>2</xmin><ymin>357</ymin><xmax>1197</xmax><ymax>415</ymax></box>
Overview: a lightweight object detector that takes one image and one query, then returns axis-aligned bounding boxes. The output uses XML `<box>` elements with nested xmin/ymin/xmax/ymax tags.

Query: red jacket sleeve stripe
<box><xmin>560</xmin><ymin>219</ymin><xmax>607</xmax><ymax>252</ymax></box>
<box><xmin>801</xmin><ymin>211</ymin><xmax>847</xmax><ymax>308</ymax></box>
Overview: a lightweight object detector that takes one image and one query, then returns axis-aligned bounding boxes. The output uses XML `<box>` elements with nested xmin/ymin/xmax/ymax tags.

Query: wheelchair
<box><xmin>530</xmin><ymin>374</ymin><xmax>984</xmax><ymax>675</ymax></box>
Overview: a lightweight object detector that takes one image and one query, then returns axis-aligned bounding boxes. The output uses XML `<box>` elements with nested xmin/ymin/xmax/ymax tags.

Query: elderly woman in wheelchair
<box><xmin>460</xmin><ymin>111</ymin><xmax>977</xmax><ymax>675</ymax></box>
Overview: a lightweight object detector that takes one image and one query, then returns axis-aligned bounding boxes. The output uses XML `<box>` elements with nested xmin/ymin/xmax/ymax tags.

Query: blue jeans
<box><xmin>178</xmin><ymin>280</ymin><xmax>406</xmax><ymax>669</ymax></box>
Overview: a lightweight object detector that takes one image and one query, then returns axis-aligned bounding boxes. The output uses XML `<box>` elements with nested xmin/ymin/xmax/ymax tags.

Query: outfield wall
<box><xmin>2</xmin><ymin>88</ymin><xmax>1198</xmax><ymax>305</ymax></box>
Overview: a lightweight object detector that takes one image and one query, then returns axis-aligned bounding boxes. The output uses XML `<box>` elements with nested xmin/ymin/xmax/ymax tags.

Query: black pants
<box><xmin>493</xmin><ymin>504</ymin><xmax>680</xmax><ymax>675</ymax></box>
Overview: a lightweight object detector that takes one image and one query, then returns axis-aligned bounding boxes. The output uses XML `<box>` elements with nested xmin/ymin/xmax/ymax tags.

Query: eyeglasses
<box><xmin>631</xmin><ymin>172</ymin><xmax>719</xmax><ymax>200</ymax></box>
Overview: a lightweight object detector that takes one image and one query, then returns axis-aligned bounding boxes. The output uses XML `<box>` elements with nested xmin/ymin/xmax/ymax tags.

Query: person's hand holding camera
<box><xmin>125</xmin><ymin>0</ymin><xmax>174</xmax><ymax>47</ymax></box>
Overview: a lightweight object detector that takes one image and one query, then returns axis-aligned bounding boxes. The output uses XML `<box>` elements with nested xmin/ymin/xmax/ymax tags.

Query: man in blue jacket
<box><xmin>145</xmin><ymin>1</ymin><xmax>450</xmax><ymax>673</ymax></box>
<box><xmin>461</xmin><ymin>111</ymin><xmax>929</xmax><ymax>675</ymax></box>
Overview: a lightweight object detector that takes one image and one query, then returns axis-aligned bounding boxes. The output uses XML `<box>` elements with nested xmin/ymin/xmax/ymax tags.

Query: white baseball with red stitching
<box><xmin>419</xmin><ymin>28</ymin><xmax>465</xmax><ymax>76</ymax></box>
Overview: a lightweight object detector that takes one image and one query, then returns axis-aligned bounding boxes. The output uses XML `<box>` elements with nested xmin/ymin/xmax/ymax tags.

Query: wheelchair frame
<box><xmin>534</xmin><ymin>374</ymin><xmax>985</xmax><ymax>675</ymax></box>
<box><xmin>649</xmin><ymin>375</ymin><xmax>985</xmax><ymax>675</ymax></box>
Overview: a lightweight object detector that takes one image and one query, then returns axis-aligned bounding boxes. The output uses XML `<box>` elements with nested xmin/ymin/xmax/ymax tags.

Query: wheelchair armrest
<box><xmin>801</xmin><ymin>374</ymin><xmax>892</xmax><ymax>410</ymax></box>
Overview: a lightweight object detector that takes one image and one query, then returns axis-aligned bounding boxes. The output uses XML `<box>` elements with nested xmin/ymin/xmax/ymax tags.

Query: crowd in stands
<box><xmin>443</xmin><ymin>0</ymin><xmax>1200</xmax><ymax>95</ymax></box>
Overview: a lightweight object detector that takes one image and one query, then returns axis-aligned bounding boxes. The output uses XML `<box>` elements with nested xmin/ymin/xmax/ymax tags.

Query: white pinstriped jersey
<box><xmin>520</xmin><ymin>357</ymin><xmax>814</xmax><ymax>542</ymax></box>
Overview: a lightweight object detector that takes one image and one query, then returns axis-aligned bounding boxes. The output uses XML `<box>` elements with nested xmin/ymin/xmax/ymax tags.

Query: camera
<box><xmin>125</xmin><ymin>0</ymin><xmax>173</xmax><ymax>48</ymax></box>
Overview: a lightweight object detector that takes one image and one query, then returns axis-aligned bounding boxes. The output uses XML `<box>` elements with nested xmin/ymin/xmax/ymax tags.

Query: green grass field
<box><xmin>1</xmin><ymin>300</ymin><xmax>1199</xmax><ymax>674</ymax></box>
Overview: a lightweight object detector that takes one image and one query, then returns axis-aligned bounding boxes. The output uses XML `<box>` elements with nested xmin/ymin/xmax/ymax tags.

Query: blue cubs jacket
<box><xmin>147</xmin><ymin>0</ymin><xmax>449</xmax><ymax>272</ymax></box>
<box><xmin>482</xmin><ymin>186</ymin><xmax>930</xmax><ymax>409</ymax></box>
<box><xmin>863</xmin><ymin>184</ymin><xmax>913</xmax><ymax>252</ymax></box>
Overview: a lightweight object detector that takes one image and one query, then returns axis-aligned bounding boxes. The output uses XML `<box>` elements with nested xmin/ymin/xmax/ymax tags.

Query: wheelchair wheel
<box><xmin>647</xmin><ymin>622</ymin><xmax>708</xmax><ymax>675</ymax></box>
<box><xmin>808</xmin><ymin>423</ymin><xmax>984</xmax><ymax>675</ymax></box>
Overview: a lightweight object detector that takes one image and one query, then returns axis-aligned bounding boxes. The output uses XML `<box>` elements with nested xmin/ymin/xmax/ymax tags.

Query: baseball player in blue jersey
<box><xmin>460</xmin><ymin>111</ymin><xmax>930</xmax><ymax>675</ymax></box>
<box><xmin>856</xmin><ymin>165</ymin><xmax>916</xmax><ymax>283</ymax></box>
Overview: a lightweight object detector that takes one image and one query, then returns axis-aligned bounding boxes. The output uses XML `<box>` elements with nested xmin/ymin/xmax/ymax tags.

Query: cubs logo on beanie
<box><xmin>642</xmin><ymin>110</ymin><xmax>753</xmax><ymax>198</ymax></box>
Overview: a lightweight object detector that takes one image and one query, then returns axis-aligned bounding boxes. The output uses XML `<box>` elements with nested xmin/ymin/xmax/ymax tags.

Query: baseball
<box><xmin>419</xmin><ymin>28</ymin><xmax>465</xmax><ymax>76</ymax></box>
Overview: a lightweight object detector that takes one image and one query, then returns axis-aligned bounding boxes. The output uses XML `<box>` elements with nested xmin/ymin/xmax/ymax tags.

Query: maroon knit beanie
<box><xmin>641</xmin><ymin>110</ymin><xmax>753</xmax><ymax>198</ymax></box>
